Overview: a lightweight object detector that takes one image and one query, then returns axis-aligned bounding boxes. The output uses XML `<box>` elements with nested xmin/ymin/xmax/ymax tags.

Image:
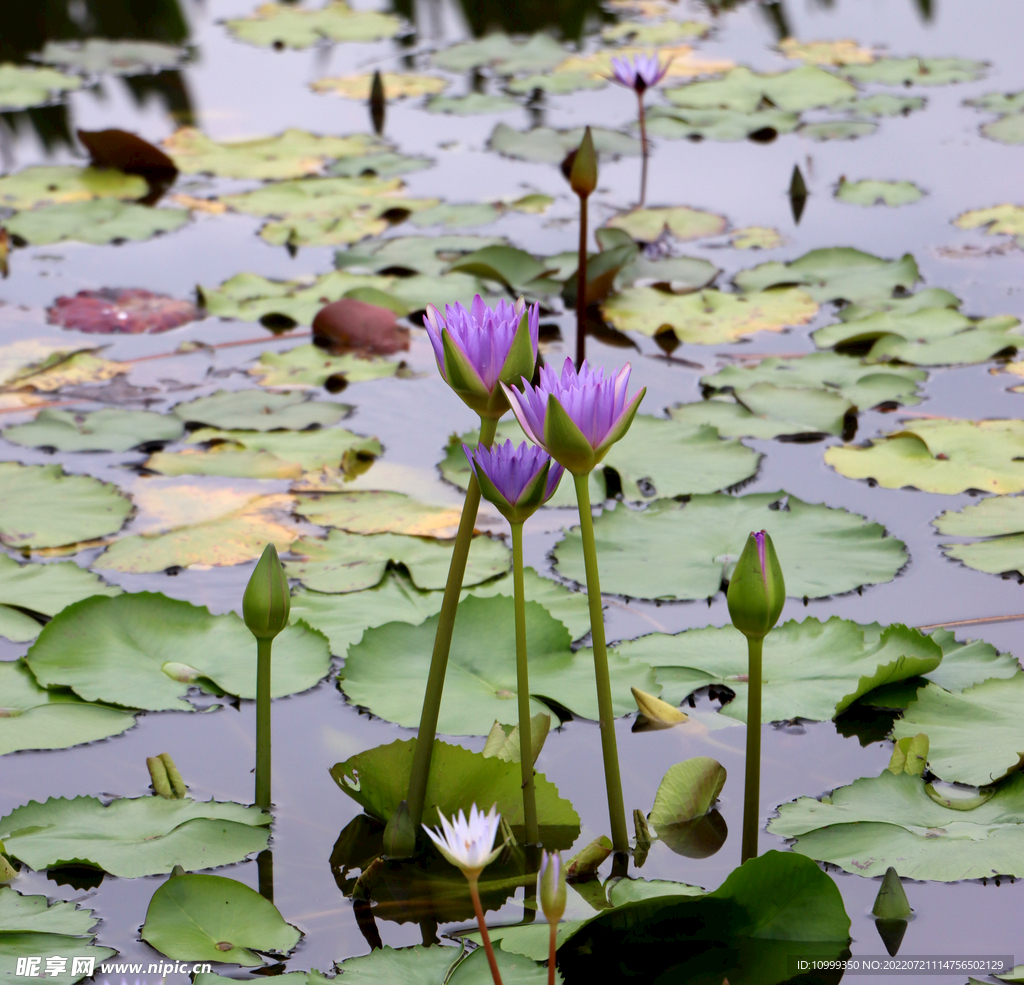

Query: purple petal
<box><xmin>470</xmin><ymin>439</ymin><xmax>553</xmax><ymax>505</ymax></box>
<box><xmin>754</xmin><ymin>530</ymin><xmax>767</xmax><ymax>583</ymax></box>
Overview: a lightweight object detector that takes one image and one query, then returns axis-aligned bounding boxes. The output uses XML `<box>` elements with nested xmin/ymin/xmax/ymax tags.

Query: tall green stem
<box><xmin>575</xmin><ymin>193</ymin><xmax>589</xmax><ymax>370</ymax></box>
<box><xmin>510</xmin><ymin>523</ymin><xmax>538</xmax><ymax>844</ymax></box>
<box><xmin>741</xmin><ymin>635</ymin><xmax>763</xmax><ymax>863</ymax></box>
<box><xmin>547</xmin><ymin>922</ymin><xmax>558</xmax><ymax>985</ymax></box>
<box><xmin>571</xmin><ymin>472</ymin><xmax>628</xmax><ymax>852</ymax></box>
<box><xmin>468</xmin><ymin>875</ymin><xmax>504</xmax><ymax>985</ymax></box>
<box><xmin>406</xmin><ymin>415</ymin><xmax>499</xmax><ymax>831</ymax></box>
<box><xmin>255</xmin><ymin>637</ymin><xmax>272</xmax><ymax>809</ymax></box>
<box><xmin>637</xmin><ymin>93</ymin><xmax>648</xmax><ymax>208</ymax></box>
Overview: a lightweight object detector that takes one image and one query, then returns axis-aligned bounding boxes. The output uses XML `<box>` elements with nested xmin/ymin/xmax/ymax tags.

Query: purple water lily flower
<box><xmin>424</xmin><ymin>295</ymin><xmax>539</xmax><ymax>419</ymax></box>
<box><xmin>464</xmin><ymin>439</ymin><xmax>564</xmax><ymax>524</ymax></box>
<box><xmin>609</xmin><ymin>52</ymin><xmax>672</xmax><ymax>93</ymax></box>
<box><xmin>501</xmin><ymin>357</ymin><xmax>646</xmax><ymax>475</ymax></box>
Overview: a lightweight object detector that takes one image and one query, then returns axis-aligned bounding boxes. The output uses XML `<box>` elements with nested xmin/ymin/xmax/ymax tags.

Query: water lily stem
<box><xmin>572</xmin><ymin>472</ymin><xmax>629</xmax><ymax>853</ymax></box>
<box><xmin>548</xmin><ymin>921</ymin><xmax>558</xmax><ymax>985</ymax></box>
<box><xmin>741</xmin><ymin>634</ymin><xmax>763</xmax><ymax>863</ymax></box>
<box><xmin>510</xmin><ymin>522</ymin><xmax>539</xmax><ymax>845</ymax></box>
<box><xmin>468</xmin><ymin>875</ymin><xmax>504</xmax><ymax>985</ymax></box>
<box><xmin>406</xmin><ymin>415</ymin><xmax>500</xmax><ymax>833</ymax></box>
<box><xmin>255</xmin><ymin>637</ymin><xmax>272</xmax><ymax>809</ymax></box>
<box><xmin>637</xmin><ymin>93</ymin><xmax>648</xmax><ymax>208</ymax></box>
<box><xmin>575</xmin><ymin>192</ymin><xmax>589</xmax><ymax>370</ymax></box>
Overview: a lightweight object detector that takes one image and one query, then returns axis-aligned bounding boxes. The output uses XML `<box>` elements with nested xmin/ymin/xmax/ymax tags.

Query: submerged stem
<box><xmin>469</xmin><ymin>875</ymin><xmax>504</xmax><ymax>985</ymax></box>
<box><xmin>405</xmin><ymin>415</ymin><xmax>499</xmax><ymax>834</ymax></box>
<box><xmin>575</xmin><ymin>193</ymin><xmax>589</xmax><ymax>370</ymax></box>
<box><xmin>638</xmin><ymin>93</ymin><xmax>648</xmax><ymax>208</ymax></box>
<box><xmin>572</xmin><ymin>472</ymin><xmax>629</xmax><ymax>853</ymax></box>
<box><xmin>741</xmin><ymin>634</ymin><xmax>763</xmax><ymax>863</ymax></box>
<box><xmin>510</xmin><ymin>523</ymin><xmax>539</xmax><ymax>844</ymax></box>
<box><xmin>255</xmin><ymin>637</ymin><xmax>272</xmax><ymax>809</ymax></box>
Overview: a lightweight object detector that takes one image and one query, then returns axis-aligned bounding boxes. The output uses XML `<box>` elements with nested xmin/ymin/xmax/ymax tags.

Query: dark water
<box><xmin>2</xmin><ymin>0</ymin><xmax>1024</xmax><ymax>981</ymax></box>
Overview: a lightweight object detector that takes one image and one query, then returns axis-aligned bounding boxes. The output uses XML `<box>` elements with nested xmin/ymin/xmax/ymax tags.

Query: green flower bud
<box><xmin>243</xmin><ymin>544</ymin><xmax>290</xmax><ymax>641</ymax></box>
<box><xmin>538</xmin><ymin>850</ymin><xmax>567</xmax><ymax>924</ymax></box>
<box><xmin>726</xmin><ymin>530</ymin><xmax>785</xmax><ymax>640</ymax></box>
<box><xmin>383</xmin><ymin>799</ymin><xmax>417</xmax><ymax>859</ymax></box>
<box><xmin>569</xmin><ymin>126</ymin><xmax>597</xmax><ymax>198</ymax></box>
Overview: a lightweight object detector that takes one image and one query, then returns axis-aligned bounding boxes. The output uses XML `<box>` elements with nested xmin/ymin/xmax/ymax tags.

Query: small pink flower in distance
<box><xmin>609</xmin><ymin>52</ymin><xmax>672</xmax><ymax>93</ymax></box>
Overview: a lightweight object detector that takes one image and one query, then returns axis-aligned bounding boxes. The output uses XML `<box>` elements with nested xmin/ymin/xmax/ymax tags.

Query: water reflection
<box><xmin>392</xmin><ymin>0</ymin><xmax>611</xmax><ymax>42</ymax></box>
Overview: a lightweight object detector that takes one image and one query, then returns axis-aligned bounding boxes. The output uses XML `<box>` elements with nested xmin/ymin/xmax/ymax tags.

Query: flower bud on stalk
<box><xmin>727</xmin><ymin>530</ymin><xmax>785</xmax><ymax>640</ymax></box>
<box><xmin>538</xmin><ymin>851</ymin><xmax>566</xmax><ymax>985</ymax></box>
<box><xmin>243</xmin><ymin>544</ymin><xmax>290</xmax><ymax>640</ymax></box>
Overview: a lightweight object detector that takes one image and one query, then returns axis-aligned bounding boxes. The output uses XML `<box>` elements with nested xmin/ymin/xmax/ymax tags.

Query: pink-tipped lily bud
<box><xmin>538</xmin><ymin>850</ymin><xmax>567</xmax><ymax>924</ymax></box>
<box><xmin>424</xmin><ymin>295</ymin><xmax>539</xmax><ymax>419</ymax></box>
<box><xmin>609</xmin><ymin>52</ymin><xmax>672</xmax><ymax>94</ymax></box>
<box><xmin>464</xmin><ymin>439</ymin><xmax>565</xmax><ymax>525</ymax></box>
<box><xmin>569</xmin><ymin>126</ymin><xmax>597</xmax><ymax>198</ymax></box>
<box><xmin>501</xmin><ymin>357</ymin><xmax>646</xmax><ymax>475</ymax></box>
<box><xmin>727</xmin><ymin>530</ymin><xmax>785</xmax><ymax>640</ymax></box>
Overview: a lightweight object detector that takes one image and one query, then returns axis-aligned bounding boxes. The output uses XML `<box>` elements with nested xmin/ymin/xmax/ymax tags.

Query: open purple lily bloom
<box><xmin>464</xmin><ymin>439</ymin><xmax>564</xmax><ymax>525</ymax></box>
<box><xmin>501</xmin><ymin>357</ymin><xmax>645</xmax><ymax>475</ymax></box>
<box><xmin>424</xmin><ymin>295</ymin><xmax>539</xmax><ymax>419</ymax></box>
<box><xmin>609</xmin><ymin>52</ymin><xmax>671</xmax><ymax>93</ymax></box>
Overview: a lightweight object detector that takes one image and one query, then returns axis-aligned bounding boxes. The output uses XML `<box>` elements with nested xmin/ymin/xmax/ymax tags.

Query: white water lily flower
<box><xmin>422</xmin><ymin>804</ymin><xmax>503</xmax><ymax>879</ymax></box>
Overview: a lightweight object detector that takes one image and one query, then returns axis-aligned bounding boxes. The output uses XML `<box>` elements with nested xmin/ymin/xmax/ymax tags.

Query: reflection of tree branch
<box><xmin>123</xmin><ymin>71</ymin><xmax>195</xmax><ymax>128</ymax></box>
<box><xmin>759</xmin><ymin>1</ymin><xmax>791</xmax><ymax>42</ymax></box>
<box><xmin>391</xmin><ymin>0</ymin><xmax>611</xmax><ymax>42</ymax></box>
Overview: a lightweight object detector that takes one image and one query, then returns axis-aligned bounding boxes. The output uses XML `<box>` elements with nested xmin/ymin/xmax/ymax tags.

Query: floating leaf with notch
<box><xmin>3</xmin><ymin>409</ymin><xmax>183</xmax><ymax>453</ymax></box>
<box><xmin>0</xmin><ymin>64</ymin><xmax>82</xmax><ymax>111</ymax></box>
<box><xmin>224</xmin><ymin>1</ymin><xmax>400</xmax><ymax>49</ymax></box>
<box><xmin>836</xmin><ymin>179</ymin><xmax>923</xmax><ymax>207</ymax></box>
<box><xmin>0</xmin><ymin>165</ymin><xmax>146</xmax><ymax>210</ymax></box>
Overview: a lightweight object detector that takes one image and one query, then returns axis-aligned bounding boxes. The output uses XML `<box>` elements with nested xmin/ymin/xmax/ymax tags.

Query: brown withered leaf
<box><xmin>312</xmin><ymin>297</ymin><xmax>409</xmax><ymax>355</ymax></box>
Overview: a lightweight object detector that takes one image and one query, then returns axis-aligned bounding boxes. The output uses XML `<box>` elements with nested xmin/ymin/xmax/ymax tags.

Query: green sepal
<box><xmin>726</xmin><ymin>530</ymin><xmax>786</xmax><ymax>640</ymax></box>
<box><xmin>441</xmin><ymin>328</ymin><xmax>491</xmax><ymax>415</ymax></box>
<box><xmin>243</xmin><ymin>543</ymin><xmax>290</xmax><ymax>641</ymax></box>
<box><xmin>592</xmin><ymin>387</ymin><xmax>646</xmax><ymax>466</ymax></box>
<box><xmin>484</xmin><ymin>309</ymin><xmax>536</xmax><ymax>419</ymax></box>
<box><xmin>544</xmin><ymin>394</ymin><xmax>598</xmax><ymax>475</ymax></box>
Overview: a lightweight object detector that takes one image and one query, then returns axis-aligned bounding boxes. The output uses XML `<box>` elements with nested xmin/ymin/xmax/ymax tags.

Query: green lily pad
<box><xmin>338</xmin><ymin>945</ymin><xmax>549</xmax><ymax>984</ymax></box>
<box><xmin>557</xmin><ymin>851</ymin><xmax>849</xmax><ymax>984</ymax></box>
<box><xmin>601</xmin><ymin>287</ymin><xmax>818</xmax><ymax>343</ymax></box>
<box><xmin>825</xmin><ymin>419</ymin><xmax>1024</xmax><ymax>494</ymax></box>
<box><xmin>488</xmin><ymin>123</ymin><xmax>640</xmax><ymax>163</ymax></box>
<box><xmin>220</xmin><ymin>174</ymin><xmax>430</xmax><ymax>218</ymax></box>
<box><xmin>649</xmin><ymin>758</ymin><xmax>727</xmax><ymax>827</ymax></box>
<box><xmin>699</xmin><ymin>351</ymin><xmax>926</xmax><ymax>409</ymax></box>
<box><xmin>734</xmin><ymin>247</ymin><xmax>920</xmax><ymax>303</ymax></box>
<box><xmin>645</xmin><ymin>106</ymin><xmax>801</xmax><ymax>142</ymax></box>
<box><xmin>730</xmin><ymin>226</ymin><xmax>784</xmax><ymax>249</ymax></box>
<box><xmin>294</xmin><ymin>489</ymin><xmax>467</xmax><ymax>537</ymax></box>
<box><xmin>433</xmin><ymin>33</ymin><xmax>566</xmax><ymax>74</ymax></box>
<box><xmin>146</xmin><ymin>427</ymin><xmax>381</xmax><ymax>478</ymax></box>
<box><xmin>0</xmin><ymin>660</ymin><xmax>137</xmax><ymax>757</ymax></box>
<box><xmin>798</xmin><ymin>120</ymin><xmax>878</xmax><ymax>141</ymax></box>
<box><xmin>605</xmin><ymin>207</ymin><xmax>727</xmax><ymax>243</ymax></box>
<box><xmin>0</xmin><ymin>796</ymin><xmax>270</xmax><ymax>878</ymax></box>
<box><xmin>0</xmin><ymin>165</ymin><xmax>146</xmax><ymax>210</ymax></box>
<box><xmin>6</xmin><ymin>200</ymin><xmax>189</xmax><ymax>246</ymax></box>
<box><xmin>285</xmin><ymin>530</ymin><xmax>509</xmax><ymax>593</ymax></box>
<box><xmin>506</xmin><ymin>71</ymin><xmax>605</xmax><ymax>95</ymax></box>
<box><xmin>836</xmin><ymin>179</ymin><xmax>924</xmax><ymax>207</ymax></box>
<box><xmin>172</xmin><ymin>390</ymin><xmax>349</xmax><ymax>431</ymax></box>
<box><xmin>408</xmin><ymin>203</ymin><xmax>502</xmax><ymax>229</ymax></box>
<box><xmin>37</xmin><ymin>39</ymin><xmax>187</xmax><ymax>75</ymax></box>
<box><xmin>0</xmin><ymin>63</ymin><xmax>82</xmax><ymax>111</ymax></box>
<box><xmin>335</xmin><ymin>235</ymin><xmax>506</xmax><ymax>277</ymax></box>
<box><xmin>95</xmin><ymin>491</ymin><xmax>299</xmax><ymax>574</ymax></box>
<box><xmin>425</xmin><ymin>93</ymin><xmax>521</xmax><ymax>115</ymax></box>
<box><xmin>0</xmin><ymin>462</ymin><xmax>132</xmax><ymax>550</ymax></box>
<box><xmin>332</xmin><ymin>737</ymin><xmax>579</xmax><ymax>845</ymax></box>
<box><xmin>664</xmin><ymin>65</ymin><xmax>856</xmax><ymax>113</ymax></box>
<box><xmin>311</xmin><ymin>72</ymin><xmax>446</xmax><ymax>99</ymax></box>
<box><xmin>341</xmin><ymin>595</ymin><xmax>654</xmax><ymax>734</ymax></box>
<box><xmin>25</xmin><ymin>592</ymin><xmax>331</xmax><ymax>711</ymax></box>
<box><xmin>3</xmin><ymin>409</ymin><xmax>183</xmax><ymax>453</ymax></box>
<box><xmin>616</xmin><ymin>253</ymin><xmax>719</xmax><ymax>290</ymax></box>
<box><xmin>164</xmin><ymin>127</ymin><xmax>383</xmax><ymax>180</ymax></box>
<box><xmin>0</xmin><ymin>936</ymin><xmax>115</xmax><ymax>985</ymax></box>
<box><xmin>443</xmin><ymin>415</ymin><xmax>759</xmax><ymax>505</ymax></box>
<box><xmin>834</xmin><ymin>93</ymin><xmax>926</xmax><ymax>116</ymax></box>
<box><xmin>602</xmin><ymin>20</ymin><xmax>710</xmax><ymax>44</ymax></box>
<box><xmin>446</xmin><ymin>245</ymin><xmax>557</xmax><ymax>292</ymax></box>
<box><xmin>955</xmin><ymin>204</ymin><xmax>1024</xmax><ymax>247</ymax></box>
<box><xmin>893</xmin><ymin>676</ymin><xmax>1024</xmax><ymax>786</ymax></box>
<box><xmin>224</xmin><ymin>1</ymin><xmax>400</xmax><ymax>49</ymax></box>
<box><xmin>769</xmin><ymin>770</ymin><xmax>1024</xmax><ymax>880</ymax></box>
<box><xmin>615</xmin><ymin>618</ymin><xmax>940</xmax><ymax>723</ymax></box>
<box><xmin>842</xmin><ymin>56</ymin><xmax>987</xmax><ymax>86</ymax></box>
<box><xmin>0</xmin><ymin>555</ymin><xmax>119</xmax><ymax>641</ymax></box>
<box><xmin>966</xmin><ymin>91</ymin><xmax>1024</xmax><ymax>115</ymax></box>
<box><xmin>553</xmin><ymin>492</ymin><xmax>907</xmax><ymax>601</ymax></box>
<box><xmin>141</xmin><ymin>873</ymin><xmax>300</xmax><ymax>965</ymax></box>
<box><xmin>327</xmin><ymin>151</ymin><xmax>433</xmax><ymax>178</ymax></box>
<box><xmin>292</xmin><ymin>567</ymin><xmax>590</xmax><ymax>656</ymax></box>
<box><xmin>935</xmin><ymin>495</ymin><xmax>1024</xmax><ymax>576</ymax></box>
<box><xmin>250</xmin><ymin>344</ymin><xmax>399</xmax><ymax>388</ymax></box>
<box><xmin>669</xmin><ymin>387</ymin><xmax>851</xmax><ymax>439</ymax></box>
<box><xmin>981</xmin><ymin>114</ymin><xmax>1024</xmax><ymax>144</ymax></box>
<box><xmin>813</xmin><ymin>301</ymin><xmax>971</xmax><ymax>349</ymax></box>
<box><xmin>0</xmin><ymin>887</ymin><xmax>98</xmax><ymax>935</ymax></box>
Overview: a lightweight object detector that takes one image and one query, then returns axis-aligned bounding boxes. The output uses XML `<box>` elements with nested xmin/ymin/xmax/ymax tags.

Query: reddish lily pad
<box><xmin>46</xmin><ymin>289</ymin><xmax>202</xmax><ymax>335</ymax></box>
